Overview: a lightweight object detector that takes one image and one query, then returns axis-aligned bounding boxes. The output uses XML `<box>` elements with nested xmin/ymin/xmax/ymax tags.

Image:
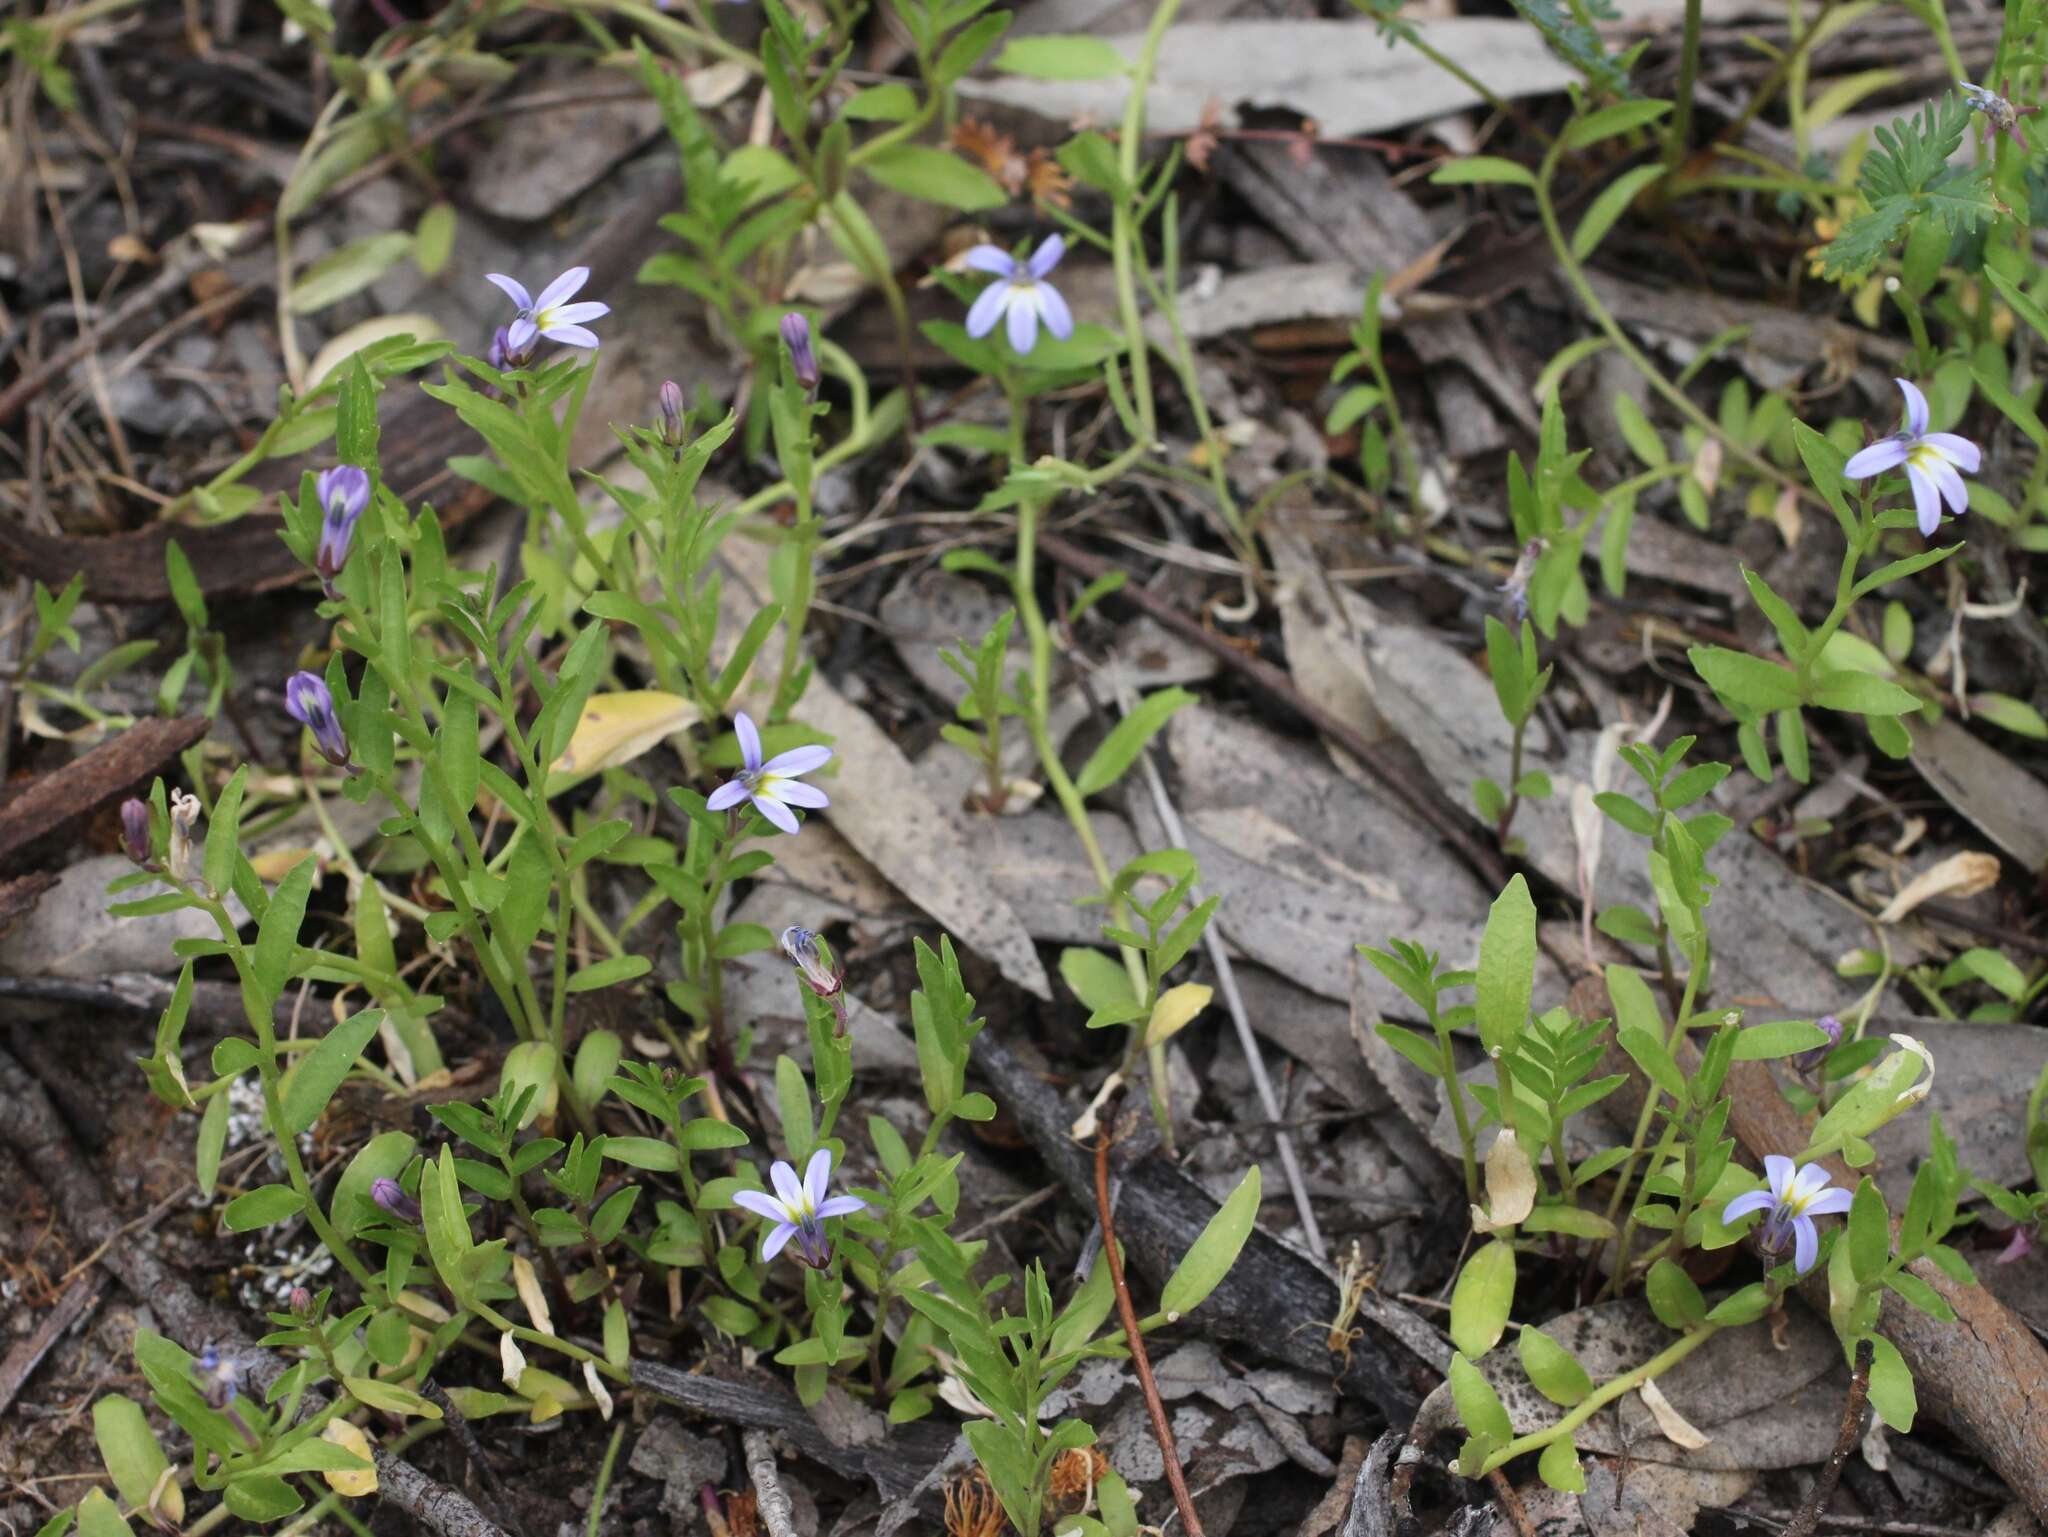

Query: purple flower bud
<box><xmin>780</xmin><ymin>312</ymin><xmax>819</xmax><ymax>394</ymax></box>
<box><xmin>659</xmin><ymin>379</ymin><xmax>685</xmax><ymax>445</ymax></box>
<box><xmin>120</xmin><ymin>797</ymin><xmax>152</xmax><ymax>865</ymax></box>
<box><xmin>1791</xmin><ymin>1014</ymin><xmax>1843</xmax><ymax>1076</ymax></box>
<box><xmin>289</xmin><ymin>1286</ymin><xmax>315</xmax><ymax>1317</ymax></box>
<box><xmin>284</xmin><ymin>671</ymin><xmax>351</xmax><ymax>769</ymax></box>
<box><xmin>1996</xmin><ymin>1224</ymin><xmax>2034</xmax><ymax>1265</ymax></box>
<box><xmin>371</xmin><ymin>1177</ymin><xmax>421</xmax><ymax>1224</ymax></box>
<box><xmin>195</xmin><ymin>1345</ymin><xmax>241</xmax><ymax>1409</ymax></box>
<box><xmin>780</xmin><ymin>926</ymin><xmax>843</xmax><ymax>999</ymax></box>
<box><xmin>314</xmin><ymin>466</ymin><xmax>370</xmax><ymax>586</ymax></box>
<box><xmin>488</xmin><ymin>324</ymin><xmax>533</xmax><ymax>372</ymax></box>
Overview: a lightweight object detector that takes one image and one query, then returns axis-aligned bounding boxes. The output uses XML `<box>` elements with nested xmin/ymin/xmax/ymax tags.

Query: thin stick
<box><xmin>1781</xmin><ymin>1339</ymin><xmax>1871</xmax><ymax>1537</ymax></box>
<box><xmin>1036</xmin><ymin>532</ymin><xmax>1508</xmax><ymax>892</ymax></box>
<box><xmin>742</xmin><ymin>1429</ymin><xmax>801</xmax><ymax>1537</ymax></box>
<box><xmin>1094</xmin><ymin>1107</ymin><xmax>1204</xmax><ymax>1537</ymax></box>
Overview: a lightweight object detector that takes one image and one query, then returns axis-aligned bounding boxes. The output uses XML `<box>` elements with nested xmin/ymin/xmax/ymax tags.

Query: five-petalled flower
<box><xmin>963</xmin><ymin>235</ymin><xmax>1074</xmax><ymax>354</ymax></box>
<box><xmin>315</xmin><ymin>466</ymin><xmax>370</xmax><ymax>590</ymax></box>
<box><xmin>705</xmin><ymin>712</ymin><xmax>831</xmax><ymax>835</ymax></box>
<box><xmin>1843</xmin><ymin>379</ymin><xmax>1981</xmax><ymax>538</ymax></box>
<box><xmin>732</xmin><ymin>1149</ymin><xmax>864</xmax><ymax>1267</ymax></box>
<box><xmin>486</xmin><ymin>266</ymin><xmax>609</xmax><ymax>353</ymax></box>
<box><xmin>1721</xmin><ymin>1154</ymin><xmax>1853</xmax><ymax>1275</ymax></box>
<box><xmin>284</xmin><ymin>672</ymin><xmax>351</xmax><ymax>770</ymax></box>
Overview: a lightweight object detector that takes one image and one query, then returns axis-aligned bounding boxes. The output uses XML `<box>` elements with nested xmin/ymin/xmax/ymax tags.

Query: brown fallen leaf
<box><xmin>1874</xmin><ymin>849</ymin><xmax>2001</xmax><ymax>924</ymax></box>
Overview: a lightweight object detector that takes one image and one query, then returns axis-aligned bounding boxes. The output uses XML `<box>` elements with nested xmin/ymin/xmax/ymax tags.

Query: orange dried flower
<box><xmin>1048</xmin><ymin>1447</ymin><xmax>1110</xmax><ymax>1501</ymax></box>
<box><xmin>726</xmin><ymin>1491</ymin><xmax>759</xmax><ymax>1537</ymax></box>
<box><xmin>1024</xmin><ymin>149</ymin><xmax>1073</xmax><ymax>209</ymax></box>
<box><xmin>943</xmin><ymin>1471</ymin><xmax>1006</xmax><ymax>1537</ymax></box>
<box><xmin>954</xmin><ymin>118</ymin><xmax>1029</xmax><ymax>194</ymax></box>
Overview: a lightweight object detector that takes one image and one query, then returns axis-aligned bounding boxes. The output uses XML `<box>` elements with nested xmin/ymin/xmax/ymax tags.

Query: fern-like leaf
<box><xmin>1817</xmin><ymin>92</ymin><xmax>1998</xmax><ymax>278</ymax></box>
<box><xmin>1508</xmin><ymin>0</ymin><xmax>1633</xmax><ymax>97</ymax></box>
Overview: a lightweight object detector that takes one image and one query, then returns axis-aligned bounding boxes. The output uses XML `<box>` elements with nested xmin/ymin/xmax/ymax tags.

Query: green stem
<box><xmin>1660</xmin><ymin>0</ymin><xmax>1705</xmax><ymax>182</ymax></box>
<box><xmin>1479</xmin><ymin>1324</ymin><xmax>1720</xmax><ymax>1472</ymax></box>
<box><xmin>1435</xmin><ymin>1004</ymin><xmax>1481</xmax><ymax>1204</ymax></box>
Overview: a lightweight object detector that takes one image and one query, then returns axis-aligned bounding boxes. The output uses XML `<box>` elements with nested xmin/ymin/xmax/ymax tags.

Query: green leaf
<box><xmin>1565</xmin><ymin>100</ymin><xmax>1673</xmax><ymax>148</ymax></box>
<box><xmin>1475</xmin><ymin>875</ymin><xmax>1536</xmax><ymax>1055</ymax></box>
<box><xmin>993</xmin><ymin>35</ymin><xmax>1126</xmax><ymax>77</ymax></box>
<box><xmin>1573</xmin><ymin>164</ymin><xmax>1665</xmax><ymax>260</ymax></box>
<box><xmin>842</xmin><ymin>83</ymin><xmax>920</xmax><ymax>120</ymax></box>
<box><xmin>1793</xmin><ymin>420</ymin><xmax>1858</xmax><ymax>540</ymax></box>
<box><xmin>1074</xmin><ymin>688</ymin><xmax>1195</xmax><ymax>797</ymax></box>
<box><xmin>862</xmin><ymin>145</ymin><xmax>1008</xmax><ymax>211</ymax></box>
<box><xmin>195</xmin><ymin>1089</ymin><xmax>228</xmax><ymax>1199</ymax></box>
<box><xmin>421</xmin><ymin>1146</ymin><xmax>476</xmax><ymax>1309</ymax></box>
<box><xmin>281</xmin><ymin>1007</ymin><xmax>386</xmax><ymax>1135</ymax></box>
<box><xmin>1520</xmin><ymin>1205</ymin><xmax>1617</xmax><ymax>1239</ymax></box>
<box><xmin>289</xmin><ymin>231</ymin><xmax>414</xmax><ymax>314</ymax></box>
<box><xmin>1449</xmin><ymin>1239</ymin><xmax>1516</xmax><ymax>1357</ymax></box>
<box><xmin>1863</xmin><ymin>1335</ymin><xmax>1916</xmax><ymax>1431</ymax></box>
<box><xmin>223</xmin><ymin>1183</ymin><xmax>306</xmax><ymax>1231</ymax></box>
<box><xmin>1731</xmin><ymin>1019</ymin><xmax>1830</xmax><ymax>1060</ymax></box>
<box><xmin>1811</xmin><ymin>670</ymin><xmax>1922</xmax><ymax>716</ymax></box>
<box><xmin>1060</xmin><ymin>947</ymin><xmax>1140</xmax><ymax>1014</ymax></box>
<box><xmin>1447</xmin><ymin>1351</ymin><xmax>1511</xmax><ymax>1442</ymax></box>
<box><xmin>75</xmin><ymin>1490</ymin><xmax>131</xmax><ymax>1537</ymax></box>
<box><xmin>413</xmin><ymin>202</ymin><xmax>456</xmax><ymax>276</ymax></box>
<box><xmin>203</xmin><ymin>766</ymin><xmax>247</xmax><ymax>900</ymax></box>
<box><xmin>1645</xmin><ymin>1257</ymin><xmax>1706</xmax><ymax>1330</ymax></box>
<box><xmin>94</xmin><ymin>1396</ymin><xmax>172</xmax><ymax>1513</ymax></box>
<box><xmin>343</xmin><ymin>1375</ymin><xmax>443</xmax><ymax>1419</ymax></box>
<box><xmin>1618</xmin><ymin>1027</ymin><xmax>1686</xmax><ymax>1102</ymax></box>
<box><xmin>566</xmin><ymin>954</ymin><xmax>652</xmax><ymax>993</ymax></box>
<box><xmin>1848</xmin><ymin>1177</ymin><xmax>1890</xmax><ymax>1286</ymax></box>
<box><xmin>1537</xmin><ymin>1434</ymin><xmax>1586</xmax><ymax>1493</ymax></box>
<box><xmin>1689</xmin><ymin>645</ymin><xmax>1801</xmax><ymax>711</ymax></box>
<box><xmin>1430</xmin><ymin>156</ymin><xmax>1536</xmax><ymax>189</ymax></box>
<box><xmin>1517</xmin><ymin>1326</ymin><xmax>1591</xmax><ymax>1406</ymax></box>
<box><xmin>1160</xmin><ymin>1166</ymin><xmax>1260</xmax><ymax>1317</ymax></box>
<box><xmin>1884</xmin><ymin>1268</ymin><xmax>1956</xmax><ymax>1321</ymax></box>
<box><xmin>1705</xmin><ymin>1282</ymin><xmax>1770</xmax><ymax>1326</ymax></box>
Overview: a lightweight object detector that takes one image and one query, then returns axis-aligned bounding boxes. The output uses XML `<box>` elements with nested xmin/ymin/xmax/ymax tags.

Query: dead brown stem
<box><xmin>1782</xmin><ymin>1338</ymin><xmax>1871</xmax><ymax>1537</ymax></box>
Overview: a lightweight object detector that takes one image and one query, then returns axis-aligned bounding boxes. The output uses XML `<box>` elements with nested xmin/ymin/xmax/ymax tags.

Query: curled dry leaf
<box><xmin>1874</xmin><ymin>850</ymin><xmax>2000</xmax><ymax>923</ymax></box>
<box><xmin>1640</xmin><ymin>1377</ymin><xmax>1712</xmax><ymax>1450</ymax></box>
<box><xmin>1471</xmin><ymin>1129</ymin><xmax>1537</xmax><ymax>1234</ymax></box>
<box><xmin>1146</xmin><ymin>982</ymin><xmax>1213</xmax><ymax>1048</ymax></box>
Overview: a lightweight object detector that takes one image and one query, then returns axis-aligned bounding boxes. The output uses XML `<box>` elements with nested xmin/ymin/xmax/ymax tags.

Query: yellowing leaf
<box><xmin>1145</xmin><ymin>982</ymin><xmax>1213</xmax><ymax>1047</ymax></box>
<box><xmin>1638</xmin><ymin>1378</ymin><xmax>1711</xmax><ymax>1449</ymax></box>
<box><xmin>321</xmin><ymin>1420</ymin><xmax>379</xmax><ymax>1497</ymax></box>
<box><xmin>1471</xmin><ymin>1129</ymin><xmax>1537</xmax><ymax>1234</ymax></box>
<box><xmin>550</xmin><ymin>691</ymin><xmax>698</xmax><ymax>779</ymax></box>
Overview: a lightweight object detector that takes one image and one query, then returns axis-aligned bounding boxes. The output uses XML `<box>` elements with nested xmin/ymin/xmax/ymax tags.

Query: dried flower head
<box><xmin>168</xmin><ymin>790</ymin><xmax>203</xmax><ymax>885</ymax></box>
<box><xmin>943</xmin><ymin>1471</ymin><xmax>1006</xmax><ymax>1537</ymax></box>
<box><xmin>725</xmin><ymin>1491</ymin><xmax>759</xmax><ymax>1537</ymax></box>
<box><xmin>780</xmin><ymin>926</ymin><xmax>843</xmax><ymax>999</ymax></box>
<box><xmin>1048</xmin><ymin>1446</ymin><xmax>1110</xmax><ymax>1501</ymax></box>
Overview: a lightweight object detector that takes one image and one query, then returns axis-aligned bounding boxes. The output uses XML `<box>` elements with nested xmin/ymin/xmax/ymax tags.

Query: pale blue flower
<box><xmin>485</xmin><ymin>266</ymin><xmax>609</xmax><ymax>352</ymax></box>
<box><xmin>705</xmin><ymin>711</ymin><xmax>831</xmax><ymax>835</ymax></box>
<box><xmin>1843</xmin><ymin>379</ymin><xmax>1981</xmax><ymax>538</ymax></box>
<box><xmin>963</xmin><ymin>235</ymin><xmax>1074</xmax><ymax>354</ymax></box>
<box><xmin>1721</xmin><ymin>1153</ymin><xmax>1852</xmax><ymax>1275</ymax></box>
<box><xmin>732</xmin><ymin>1149</ymin><xmax>864</xmax><ymax>1266</ymax></box>
<box><xmin>315</xmin><ymin>466</ymin><xmax>369</xmax><ymax>586</ymax></box>
<box><xmin>284</xmin><ymin>671</ymin><xmax>350</xmax><ymax>769</ymax></box>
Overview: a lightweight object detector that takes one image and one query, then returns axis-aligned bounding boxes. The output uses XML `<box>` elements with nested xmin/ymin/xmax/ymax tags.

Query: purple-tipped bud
<box><xmin>1791</xmin><ymin>1014</ymin><xmax>1843</xmax><ymax>1077</ymax></box>
<box><xmin>780</xmin><ymin>926</ymin><xmax>843</xmax><ymax>999</ymax></box>
<box><xmin>314</xmin><ymin>467</ymin><xmax>371</xmax><ymax>586</ymax></box>
<box><xmin>289</xmin><ymin>1286</ymin><xmax>315</xmax><ymax>1317</ymax></box>
<box><xmin>371</xmin><ymin>1177</ymin><xmax>421</xmax><ymax>1224</ymax></box>
<box><xmin>284</xmin><ymin>671</ymin><xmax>351</xmax><ymax>769</ymax></box>
<box><xmin>120</xmin><ymin>797</ymin><xmax>152</xmax><ymax>865</ymax></box>
<box><xmin>659</xmin><ymin>379</ymin><xmax>685</xmax><ymax>445</ymax></box>
<box><xmin>195</xmin><ymin>1346</ymin><xmax>241</xmax><ymax>1410</ymax></box>
<box><xmin>780</xmin><ymin>312</ymin><xmax>819</xmax><ymax>394</ymax></box>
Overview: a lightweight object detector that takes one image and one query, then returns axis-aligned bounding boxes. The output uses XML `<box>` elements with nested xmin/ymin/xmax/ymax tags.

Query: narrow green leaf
<box><xmin>1449</xmin><ymin>1239</ymin><xmax>1516</xmax><ymax>1357</ymax></box>
<box><xmin>1475</xmin><ymin>875</ymin><xmax>1536</xmax><ymax>1054</ymax></box>
<box><xmin>281</xmin><ymin>1007</ymin><xmax>386</xmax><ymax>1135</ymax></box>
<box><xmin>1075</xmin><ymin>688</ymin><xmax>1196</xmax><ymax>797</ymax></box>
<box><xmin>1159</xmin><ymin>1166</ymin><xmax>1261</xmax><ymax>1317</ymax></box>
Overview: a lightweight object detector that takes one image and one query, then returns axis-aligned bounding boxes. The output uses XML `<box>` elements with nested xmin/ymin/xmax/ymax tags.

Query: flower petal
<box><xmin>760</xmin><ymin>1221</ymin><xmax>796</xmax><ymax>1261</ymax></box>
<box><xmin>1926</xmin><ymin>453</ymin><xmax>1970</xmax><ymax>514</ymax></box>
<box><xmin>533</xmin><ymin>266</ymin><xmax>589</xmax><ymax>312</ymax></box>
<box><xmin>1762</xmin><ymin>1154</ymin><xmax>1797</xmax><ymax>1198</ymax></box>
<box><xmin>753</xmin><ymin>794</ymin><xmax>801</xmax><ymax>835</ymax></box>
<box><xmin>540</xmin><ymin>324</ymin><xmax>601</xmax><ymax>350</ymax></box>
<box><xmin>775</xmin><ymin>780</ymin><xmax>829</xmax><ymax>809</ymax></box>
<box><xmin>965</xmin><ymin>281</ymin><xmax>1009</xmax><ymax>339</ymax></box>
<box><xmin>804</xmin><ymin>1148</ymin><xmax>833</xmax><ymax>1208</ymax></box>
<box><xmin>1037</xmin><ymin>281</ymin><xmax>1074</xmax><ymax>341</ymax></box>
<box><xmin>1923</xmin><ymin>431</ymin><xmax>1981</xmax><ymax>473</ymax></box>
<box><xmin>505</xmin><ymin>316</ymin><xmax>539</xmax><ymax>354</ymax></box>
<box><xmin>1721</xmin><ymin>1190</ymin><xmax>1776</xmax><ymax>1223</ymax></box>
<box><xmin>760</xmin><ymin>743</ymin><xmax>832</xmax><ymax>777</ymax></box>
<box><xmin>1006</xmin><ymin>287</ymin><xmax>1040</xmax><ymax>353</ymax></box>
<box><xmin>546</xmin><ymin>300</ymin><xmax>610</xmax><ymax>326</ymax></box>
<box><xmin>1801</xmin><ymin>1188</ymin><xmax>1854</xmax><ymax>1217</ymax></box>
<box><xmin>1792</xmin><ymin>1214</ymin><xmax>1820</xmax><ymax>1276</ymax></box>
<box><xmin>1842</xmin><ymin>439</ymin><xmax>1908</xmax><ymax>479</ymax></box>
<box><xmin>961</xmin><ymin>245</ymin><xmax>1018</xmax><ymax>277</ymax></box>
<box><xmin>1790</xmin><ymin>1162</ymin><xmax>1832</xmax><ymax>1202</ymax></box>
<box><xmin>814</xmin><ymin>1195</ymin><xmax>867</xmax><ymax>1219</ymax></box>
<box><xmin>1907</xmin><ymin>463</ymin><xmax>1942</xmax><ymax>536</ymax></box>
<box><xmin>1896</xmin><ymin>378</ymin><xmax>1930</xmax><ymax>437</ymax></box>
<box><xmin>770</xmin><ymin>1159</ymin><xmax>805</xmax><ymax>1208</ymax></box>
<box><xmin>486</xmin><ymin>273</ymin><xmax>533</xmax><ymax>310</ymax></box>
<box><xmin>732</xmin><ymin>1189</ymin><xmax>790</xmax><ymax>1222</ymax></box>
<box><xmin>734</xmin><ymin>712</ymin><xmax>764</xmax><ymax>772</ymax></box>
<box><xmin>1027</xmin><ymin>233</ymin><xmax>1066</xmax><ymax>279</ymax></box>
<box><xmin>705</xmin><ymin>780</ymin><xmax>748</xmax><ymax>811</ymax></box>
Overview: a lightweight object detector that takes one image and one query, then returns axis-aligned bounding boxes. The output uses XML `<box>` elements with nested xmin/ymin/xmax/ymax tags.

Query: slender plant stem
<box><xmin>1661</xmin><ymin>0</ymin><xmax>1705</xmax><ymax>181</ymax></box>
<box><xmin>1480</xmin><ymin>1323</ymin><xmax>1720</xmax><ymax>1473</ymax></box>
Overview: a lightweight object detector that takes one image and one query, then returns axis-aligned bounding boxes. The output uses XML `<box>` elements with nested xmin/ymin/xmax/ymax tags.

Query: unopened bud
<box><xmin>659</xmin><ymin>379</ymin><xmax>685</xmax><ymax>445</ymax></box>
<box><xmin>371</xmin><ymin>1177</ymin><xmax>422</xmax><ymax>1224</ymax></box>
<box><xmin>1791</xmin><ymin>1014</ymin><xmax>1843</xmax><ymax>1076</ymax></box>
<box><xmin>120</xmin><ymin>797</ymin><xmax>152</xmax><ymax>865</ymax></box>
<box><xmin>780</xmin><ymin>312</ymin><xmax>819</xmax><ymax>395</ymax></box>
